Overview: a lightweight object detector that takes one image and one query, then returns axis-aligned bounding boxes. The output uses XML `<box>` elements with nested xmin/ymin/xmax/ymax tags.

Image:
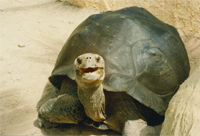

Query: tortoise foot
<box><xmin>34</xmin><ymin>117</ymin><xmax>60</xmax><ymax>129</ymax></box>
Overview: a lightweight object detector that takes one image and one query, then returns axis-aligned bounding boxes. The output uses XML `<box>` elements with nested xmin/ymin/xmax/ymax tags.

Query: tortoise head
<box><xmin>74</xmin><ymin>53</ymin><xmax>105</xmax><ymax>86</ymax></box>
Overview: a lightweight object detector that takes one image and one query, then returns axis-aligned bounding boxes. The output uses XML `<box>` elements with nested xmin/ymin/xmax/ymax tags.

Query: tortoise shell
<box><xmin>49</xmin><ymin>6</ymin><xmax>190</xmax><ymax>115</ymax></box>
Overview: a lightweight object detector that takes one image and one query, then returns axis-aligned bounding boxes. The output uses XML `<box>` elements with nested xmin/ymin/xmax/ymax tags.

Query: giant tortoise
<box><xmin>35</xmin><ymin>6</ymin><xmax>190</xmax><ymax>135</ymax></box>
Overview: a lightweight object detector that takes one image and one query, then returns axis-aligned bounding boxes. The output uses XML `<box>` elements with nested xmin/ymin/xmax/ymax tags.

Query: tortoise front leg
<box><xmin>122</xmin><ymin>119</ymin><xmax>156</xmax><ymax>136</ymax></box>
<box><xmin>35</xmin><ymin>79</ymin><xmax>85</xmax><ymax>128</ymax></box>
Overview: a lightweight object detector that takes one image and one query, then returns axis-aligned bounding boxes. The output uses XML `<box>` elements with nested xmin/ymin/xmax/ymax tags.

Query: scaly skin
<box><xmin>74</xmin><ymin>53</ymin><xmax>106</xmax><ymax>122</ymax></box>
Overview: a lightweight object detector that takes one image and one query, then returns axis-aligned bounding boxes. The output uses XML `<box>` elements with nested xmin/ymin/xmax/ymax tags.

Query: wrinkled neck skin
<box><xmin>77</xmin><ymin>80</ymin><xmax>106</xmax><ymax>122</ymax></box>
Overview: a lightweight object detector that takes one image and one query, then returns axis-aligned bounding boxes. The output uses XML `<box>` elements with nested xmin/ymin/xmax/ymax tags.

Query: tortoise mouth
<box><xmin>80</xmin><ymin>67</ymin><xmax>102</xmax><ymax>73</ymax></box>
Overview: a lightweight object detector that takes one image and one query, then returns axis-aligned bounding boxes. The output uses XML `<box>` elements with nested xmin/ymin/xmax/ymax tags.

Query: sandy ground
<box><xmin>0</xmin><ymin>0</ymin><xmax>119</xmax><ymax>135</ymax></box>
<box><xmin>0</xmin><ymin>0</ymin><xmax>199</xmax><ymax>135</ymax></box>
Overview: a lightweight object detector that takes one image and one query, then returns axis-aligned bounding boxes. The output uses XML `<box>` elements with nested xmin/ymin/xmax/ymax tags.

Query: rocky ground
<box><xmin>0</xmin><ymin>0</ymin><xmax>199</xmax><ymax>135</ymax></box>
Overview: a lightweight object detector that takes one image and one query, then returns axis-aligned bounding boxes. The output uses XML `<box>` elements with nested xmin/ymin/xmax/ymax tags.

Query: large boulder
<box><xmin>160</xmin><ymin>55</ymin><xmax>200</xmax><ymax>136</ymax></box>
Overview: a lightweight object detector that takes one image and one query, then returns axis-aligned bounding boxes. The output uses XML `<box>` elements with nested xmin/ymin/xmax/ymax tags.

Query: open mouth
<box><xmin>80</xmin><ymin>67</ymin><xmax>101</xmax><ymax>73</ymax></box>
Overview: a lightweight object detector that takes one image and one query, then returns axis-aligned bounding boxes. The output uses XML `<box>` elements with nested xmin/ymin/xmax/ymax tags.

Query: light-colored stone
<box><xmin>160</xmin><ymin>55</ymin><xmax>200</xmax><ymax>136</ymax></box>
<box><xmin>123</xmin><ymin>119</ymin><xmax>156</xmax><ymax>136</ymax></box>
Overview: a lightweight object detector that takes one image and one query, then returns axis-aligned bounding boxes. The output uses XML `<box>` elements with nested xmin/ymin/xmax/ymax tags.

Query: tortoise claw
<box><xmin>34</xmin><ymin>118</ymin><xmax>45</xmax><ymax>128</ymax></box>
<box><xmin>34</xmin><ymin>117</ymin><xmax>60</xmax><ymax>129</ymax></box>
<box><xmin>82</xmin><ymin>117</ymin><xmax>110</xmax><ymax>130</ymax></box>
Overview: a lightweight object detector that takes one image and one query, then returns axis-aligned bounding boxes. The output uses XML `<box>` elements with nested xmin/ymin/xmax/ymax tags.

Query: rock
<box><xmin>160</xmin><ymin>55</ymin><xmax>200</xmax><ymax>136</ymax></box>
<box><xmin>17</xmin><ymin>76</ymin><xmax>21</xmax><ymax>80</ymax></box>
<box><xmin>18</xmin><ymin>44</ymin><xmax>25</xmax><ymax>48</ymax></box>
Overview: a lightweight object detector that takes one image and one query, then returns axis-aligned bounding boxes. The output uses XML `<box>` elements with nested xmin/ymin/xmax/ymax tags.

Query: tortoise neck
<box><xmin>78</xmin><ymin>84</ymin><xmax>106</xmax><ymax>122</ymax></box>
<box><xmin>77</xmin><ymin>79</ymin><xmax>102</xmax><ymax>92</ymax></box>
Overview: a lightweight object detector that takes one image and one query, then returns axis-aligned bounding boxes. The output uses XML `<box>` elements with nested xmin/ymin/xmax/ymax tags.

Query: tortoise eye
<box><xmin>96</xmin><ymin>56</ymin><xmax>101</xmax><ymax>62</ymax></box>
<box><xmin>77</xmin><ymin>58</ymin><xmax>82</xmax><ymax>64</ymax></box>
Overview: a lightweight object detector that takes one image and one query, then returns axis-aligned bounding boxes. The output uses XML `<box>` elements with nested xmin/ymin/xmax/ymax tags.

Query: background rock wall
<box><xmin>65</xmin><ymin>0</ymin><xmax>200</xmax><ymax>38</ymax></box>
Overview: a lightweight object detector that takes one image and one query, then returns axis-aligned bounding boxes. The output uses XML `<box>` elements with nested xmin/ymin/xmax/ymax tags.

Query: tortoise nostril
<box><xmin>77</xmin><ymin>58</ymin><xmax>82</xmax><ymax>64</ymax></box>
<box><xmin>86</xmin><ymin>57</ymin><xmax>92</xmax><ymax>60</ymax></box>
